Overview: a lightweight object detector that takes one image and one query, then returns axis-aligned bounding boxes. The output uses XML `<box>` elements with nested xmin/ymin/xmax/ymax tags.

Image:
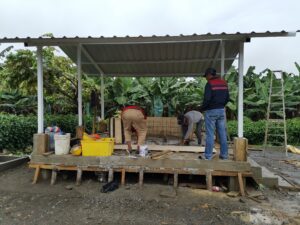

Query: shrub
<box><xmin>0</xmin><ymin>114</ymin><xmax>299</xmax><ymax>152</ymax></box>
<box><xmin>228</xmin><ymin>118</ymin><xmax>300</xmax><ymax>145</ymax></box>
<box><xmin>0</xmin><ymin>114</ymin><xmax>92</xmax><ymax>151</ymax></box>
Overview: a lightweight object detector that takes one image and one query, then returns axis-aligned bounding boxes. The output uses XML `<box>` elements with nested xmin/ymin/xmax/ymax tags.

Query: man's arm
<box><xmin>200</xmin><ymin>83</ymin><xmax>212</xmax><ymax>111</ymax></box>
<box><xmin>184</xmin><ymin>118</ymin><xmax>193</xmax><ymax>140</ymax></box>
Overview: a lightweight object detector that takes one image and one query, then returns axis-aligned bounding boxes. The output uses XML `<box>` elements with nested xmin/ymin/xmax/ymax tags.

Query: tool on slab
<box><xmin>151</xmin><ymin>150</ymin><xmax>173</xmax><ymax>160</ymax></box>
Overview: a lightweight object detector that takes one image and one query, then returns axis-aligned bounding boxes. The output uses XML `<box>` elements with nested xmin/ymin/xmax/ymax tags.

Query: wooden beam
<box><xmin>30</xmin><ymin>163</ymin><xmax>253</xmax><ymax>177</ymax></box>
<box><xmin>234</xmin><ymin>137</ymin><xmax>248</xmax><ymax>161</ymax></box>
<box><xmin>115</xmin><ymin>144</ymin><xmax>215</xmax><ymax>153</ymax></box>
<box><xmin>121</xmin><ymin>168</ymin><xmax>126</xmax><ymax>186</ymax></box>
<box><xmin>206</xmin><ymin>170</ymin><xmax>213</xmax><ymax>191</ymax></box>
<box><xmin>139</xmin><ymin>169</ymin><xmax>144</xmax><ymax>187</ymax></box>
<box><xmin>30</xmin><ymin>155</ymin><xmax>251</xmax><ymax>173</ymax></box>
<box><xmin>108</xmin><ymin>168</ymin><xmax>114</xmax><ymax>182</ymax></box>
<box><xmin>33</xmin><ymin>134</ymin><xmax>49</xmax><ymax>155</ymax></box>
<box><xmin>32</xmin><ymin>165</ymin><xmax>40</xmax><ymax>184</ymax></box>
<box><xmin>238</xmin><ymin>172</ymin><xmax>245</xmax><ymax>196</ymax></box>
<box><xmin>151</xmin><ymin>150</ymin><xmax>173</xmax><ymax>159</ymax></box>
<box><xmin>114</xmin><ymin>118</ymin><xmax>123</xmax><ymax>144</ymax></box>
<box><xmin>50</xmin><ymin>169</ymin><xmax>57</xmax><ymax>185</ymax></box>
<box><xmin>173</xmin><ymin>172</ymin><xmax>178</xmax><ymax>188</ymax></box>
<box><xmin>76</xmin><ymin>168</ymin><xmax>83</xmax><ymax>186</ymax></box>
<box><xmin>76</xmin><ymin>126</ymin><xmax>84</xmax><ymax>139</ymax></box>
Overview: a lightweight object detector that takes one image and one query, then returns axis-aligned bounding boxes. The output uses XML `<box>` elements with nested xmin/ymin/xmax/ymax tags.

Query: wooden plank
<box><xmin>32</xmin><ymin>165</ymin><xmax>40</xmax><ymax>184</ymax></box>
<box><xmin>114</xmin><ymin>144</ymin><xmax>215</xmax><ymax>153</ymax></box>
<box><xmin>42</xmin><ymin>151</ymin><xmax>54</xmax><ymax>156</ymax></box>
<box><xmin>30</xmin><ymin>155</ymin><xmax>251</xmax><ymax>173</ymax></box>
<box><xmin>114</xmin><ymin>118</ymin><xmax>123</xmax><ymax>144</ymax></box>
<box><xmin>238</xmin><ymin>172</ymin><xmax>245</xmax><ymax>196</ymax></box>
<box><xmin>151</xmin><ymin>150</ymin><xmax>173</xmax><ymax>159</ymax></box>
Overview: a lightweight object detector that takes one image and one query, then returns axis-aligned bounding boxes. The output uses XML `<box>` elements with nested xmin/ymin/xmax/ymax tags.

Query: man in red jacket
<box><xmin>200</xmin><ymin>68</ymin><xmax>229</xmax><ymax>160</ymax></box>
<box><xmin>121</xmin><ymin>106</ymin><xmax>147</xmax><ymax>153</ymax></box>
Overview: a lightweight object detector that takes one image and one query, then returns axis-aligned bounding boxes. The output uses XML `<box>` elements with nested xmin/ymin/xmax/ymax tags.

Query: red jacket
<box><xmin>200</xmin><ymin>77</ymin><xmax>229</xmax><ymax>111</ymax></box>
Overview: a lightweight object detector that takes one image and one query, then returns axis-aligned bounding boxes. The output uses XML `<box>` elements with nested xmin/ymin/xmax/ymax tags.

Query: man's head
<box><xmin>203</xmin><ymin>68</ymin><xmax>217</xmax><ymax>80</ymax></box>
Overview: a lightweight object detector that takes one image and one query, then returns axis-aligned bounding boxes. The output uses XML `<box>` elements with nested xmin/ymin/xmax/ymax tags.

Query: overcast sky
<box><xmin>0</xmin><ymin>0</ymin><xmax>299</xmax><ymax>73</ymax></box>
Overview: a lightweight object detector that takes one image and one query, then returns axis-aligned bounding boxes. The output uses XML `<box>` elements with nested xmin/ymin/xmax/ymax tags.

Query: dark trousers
<box><xmin>182</xmin><ymin>121</ymin><xmax>202</xmax><ymax>145</ymax></box>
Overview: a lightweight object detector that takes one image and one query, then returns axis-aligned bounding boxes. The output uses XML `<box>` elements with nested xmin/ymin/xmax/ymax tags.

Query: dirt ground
<box><xmin>0</xmin><ymin>160</ymin><xmax>300</xmax><ymax>225</ymax></box>
<box><xmin>249</xmin><ymin>149</ymin><xmax>300</xmax><ymax>186</ymax></box>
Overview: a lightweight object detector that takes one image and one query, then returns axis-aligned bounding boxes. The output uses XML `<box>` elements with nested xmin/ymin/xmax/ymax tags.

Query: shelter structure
<box><xmin>0</xmin><ymin>31</ymin><xmax>298</xmax><ymax>191</ymax></box>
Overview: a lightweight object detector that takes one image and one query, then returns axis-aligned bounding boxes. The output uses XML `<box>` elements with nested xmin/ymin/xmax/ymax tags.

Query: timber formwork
<box><xmin>29</xmin><ymin>150</ymin><xmax>251</xmax><ymax>195</ymax></box>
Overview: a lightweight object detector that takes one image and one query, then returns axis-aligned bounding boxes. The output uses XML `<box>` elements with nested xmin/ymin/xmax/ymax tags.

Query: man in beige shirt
<box><xmin>121</xmin><ymin>106</ymin><xmax>147</xmax><ymax>153</ymax></box>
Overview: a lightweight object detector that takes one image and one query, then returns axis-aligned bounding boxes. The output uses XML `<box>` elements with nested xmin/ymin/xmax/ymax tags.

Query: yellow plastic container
<box><xmin>83</xmin><ymin>132</ymin><xmax>95</xmax><ymax>141</ymax></box>
<box><xmin>81</xmin><ymin>138</ymin><xmax>114</xmax><ymax>156</ymax></box>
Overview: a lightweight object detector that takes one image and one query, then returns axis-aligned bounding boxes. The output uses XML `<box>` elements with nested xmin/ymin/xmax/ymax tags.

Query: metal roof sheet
<box><xmin>0</xmin><ymin>31</ymin><xmax>297</xmax><ymax>77</ymax></box>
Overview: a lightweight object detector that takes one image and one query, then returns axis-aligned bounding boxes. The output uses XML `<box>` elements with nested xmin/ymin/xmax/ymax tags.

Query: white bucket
<box><xmin>139</xmin><ymin>145</ymin><xmax>148</xmax><ymax>157</ymax></box>
<box><xmin>54</xmin><ymin>133</ymin><xmax>71</xmax><ymax>155</ymax></box>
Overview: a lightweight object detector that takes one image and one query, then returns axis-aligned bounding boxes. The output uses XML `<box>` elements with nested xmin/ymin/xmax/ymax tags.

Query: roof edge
<box><xmin>0</xmin><ymin>31</ymin><xmax>297</xmax><ymax>46</ymax></box>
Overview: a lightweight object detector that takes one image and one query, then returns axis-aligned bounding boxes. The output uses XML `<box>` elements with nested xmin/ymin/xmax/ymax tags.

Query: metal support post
<box><xmin>238</xmin><ymin>42</ymin><xmax>244</xmax><ymax>137</ymax></box>
<box><xmin>77</xmin><ymin>44</ymin><xmax>83</xmax><ymax>126</ymax></box>
<box><xmin>101</xmin><ymin>73</ymin><xmax>104</xmax><ymax>119</ymax></box>
<box><xmin>37</xmin><ymin>46</ymin><xmax>44</xmax><ymax>133</ymax></box>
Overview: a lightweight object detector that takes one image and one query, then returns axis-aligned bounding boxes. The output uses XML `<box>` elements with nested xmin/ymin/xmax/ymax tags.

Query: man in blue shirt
<box><xmin>200</xmin><ymin>68</ymin><xmax>230</xmax><ymax>160</ymax></box>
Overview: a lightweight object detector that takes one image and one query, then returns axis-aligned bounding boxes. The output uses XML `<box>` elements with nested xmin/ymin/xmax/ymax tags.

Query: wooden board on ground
<box><xmin>114</xmin><ymin>144</ymin><xmax>216</xmax><ymax>153</ymax></box>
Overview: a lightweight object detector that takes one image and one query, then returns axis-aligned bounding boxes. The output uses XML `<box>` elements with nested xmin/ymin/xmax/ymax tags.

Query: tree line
<box><xmin>1</xmin><ymin>46</ymin><xmax>300</xmax><ymax>120</ymax></box>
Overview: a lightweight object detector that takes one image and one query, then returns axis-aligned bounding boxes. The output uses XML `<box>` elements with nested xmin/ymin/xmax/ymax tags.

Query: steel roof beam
<box><xmin>80</xmin><ymin>57</ymin><xmax>237</xmax><ymax>65</ymax></box>
<box><xmin>81</xmin><ymin>46</ymin><xmax>105</xmax><ymax>75</ymax></box>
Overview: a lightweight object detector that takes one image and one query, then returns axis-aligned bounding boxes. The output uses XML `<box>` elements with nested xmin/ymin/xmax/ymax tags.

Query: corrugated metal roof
<box><xmin>0</xmin><ymin>31</ymin><xmax>297</xmax><ymax>76</ymax></box>
<box><xmin>60</xmin><ymin>40</ymin><xmax>239</xmax><ymax>76</ymax></box>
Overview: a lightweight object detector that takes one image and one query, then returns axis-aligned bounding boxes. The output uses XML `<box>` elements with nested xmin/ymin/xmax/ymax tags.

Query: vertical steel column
<box><xmin>37</xmin><ymin>46</ymin><xmax>44</xmax><ymax>133</ymax></box>
<box><xmin>101</xmin><ymin>73</ymin><xmax>104</xmax><ymax>119</ymax></box>
<box><xmin>238</xmin><ymin>42</ymin><xmax>244</xmax><ymax>137</ymax></box>
<box><xmin>77</xmin><ymin>44</ymin><xmax>83</xmax><ymax>126</ymax></box>
<box><xmin>221</xmin><ymin>41</ymin><xmax>225</xmax><ymax>77</ymax></box>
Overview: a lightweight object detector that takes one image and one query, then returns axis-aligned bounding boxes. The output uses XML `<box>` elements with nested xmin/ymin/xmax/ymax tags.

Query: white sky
<box><xmin>0</xmin><ymin>0</ymin><xmax>299</xmax><ymax>73</ymax></box>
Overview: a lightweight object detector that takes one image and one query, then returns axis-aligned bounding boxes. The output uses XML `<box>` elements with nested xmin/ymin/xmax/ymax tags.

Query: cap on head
<box><xmin>204</xmin><ymin>68</ymin><xmax>217</xmax><ymax>77</ymax></box>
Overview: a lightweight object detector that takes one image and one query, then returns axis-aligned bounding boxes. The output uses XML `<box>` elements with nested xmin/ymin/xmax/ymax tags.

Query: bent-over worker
<box><xmin>182</xmin><ymin>110</ymin><xmax>204</xmax><ymax>145</ymax></box>
<box><xmin>121</xmin><ymin>105</ymin><xmax>147</xmax><ymax>153</ymax></box>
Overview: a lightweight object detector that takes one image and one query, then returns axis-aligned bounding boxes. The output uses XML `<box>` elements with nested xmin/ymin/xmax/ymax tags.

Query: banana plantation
<box><xmin>1</xmin><ymin>46</ymin><xmax>300</xmax><ymax>121</ymax></box>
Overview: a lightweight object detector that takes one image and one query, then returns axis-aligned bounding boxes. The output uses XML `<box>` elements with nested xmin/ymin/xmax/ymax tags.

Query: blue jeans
<box><xmin>204</xmin><ymin>108</ymin><xmax>228</xmax><ymax>159</ymax></box>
